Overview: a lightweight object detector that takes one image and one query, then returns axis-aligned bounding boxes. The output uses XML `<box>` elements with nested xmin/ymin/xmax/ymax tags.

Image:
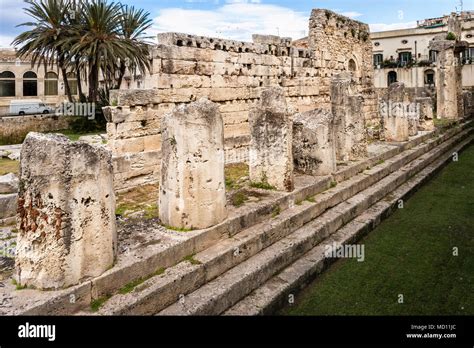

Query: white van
<box><xmin>9</xmin><ymin>99</ymin><xmax>53</xmax><ymax>116</ymax></box>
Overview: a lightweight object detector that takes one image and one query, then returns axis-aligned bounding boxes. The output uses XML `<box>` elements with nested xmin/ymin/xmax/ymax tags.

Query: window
<box><xmin>0</xmin><ymin>71</ymin><xmax>15</xmax><ymax>97</ymax></box>
<box><xmin>401</xmin><ymin>40</ymin><xmax>408</xmax><ymax>44</ymax></box>
<box><xmin>373</xmin><ymin>54</ymin><xmax>383</xmax><ymax>67</ymax></box>
<box><xmin>424</xmin><ymin>69</ymin><xmax>435</xmax><ymax>86</ymax></box>
<box><xmin>348</xmin><ymin>59</ymin><xmax>357</xmax><ymax>72</ymax></box>
<box><xmin>429</xmin><ymin>50</ymin><xmax>438</xmax><ymax>63</ymax></box>
<box><xmin>23</xmin><ymin>71</ymin><xmax>37</xmax><ymax>96</ymax></box>
<box><xmin>398</xmin><ymin>52</ymin><xmax>412</xmax><ymax>67</ymax></box>
<box><xmin>463</xmin><ymin>47</ymin><xmax>474</xmax><ymax>64</ymax></box>
<box><xmin>388</xmin><ymin>71</ymin><xmax>397</xmax><ymax>86</ymax></box>
<box><xmin>374</xmin><ymin>42</ymin><xmax>380</xmax><ymax>47</ymax></box>
<box><xmin>45</xmin><ymin>72</ymin><xmax>58</xmax><ymax>96</ymax></box>
<box><xmin>67</xmin><ymin>72</ymin><xmax>78</xmax><ymax>95</ymax></box>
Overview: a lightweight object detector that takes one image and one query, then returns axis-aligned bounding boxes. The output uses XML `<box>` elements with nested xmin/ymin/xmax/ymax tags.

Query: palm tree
<box><xmin>14</xmin><ymin>0</ymin><xmax>153</xmax><ymax>103</ymax></box>
<box><xmin>115</xmin><ymin>5</ymin><xmax>153</xmax><ymax>90</ymax></box>
<box><xmin>67</xmin><ymin>0</ymin><xmax>136</xmax><ymax>102</ymax></box>
<box><xmin>12</xmin><ymin>0</ymin><xmax>74</xmax><ymax>102</ymax></box>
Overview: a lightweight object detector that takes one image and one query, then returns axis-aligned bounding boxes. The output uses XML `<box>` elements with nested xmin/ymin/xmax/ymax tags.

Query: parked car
<box><xmin>9</xmin><ymin>99</ymin><xmax>54</xmax><ymax>116</ymax></box>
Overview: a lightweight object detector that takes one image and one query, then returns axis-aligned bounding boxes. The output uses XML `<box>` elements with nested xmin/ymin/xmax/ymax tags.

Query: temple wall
<box><xmin>106</xmin><ymin>10</ymin><xmax>378</xmax><ymax>191</ymax></box>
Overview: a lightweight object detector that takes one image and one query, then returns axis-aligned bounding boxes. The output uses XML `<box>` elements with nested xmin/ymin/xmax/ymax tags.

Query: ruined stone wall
<box><xmin>106</xmin><ymin>10</ymin><xmax>379</xmax><ymax>191</ymax></box>
<box><xmin>0</xmin><ymin>115</ymin><xmax>75</xmax><ymax>145</ymax></box>
<box><xmin>309</xmin><ymin>9</ymin><xmax>378</xmax><ymax>125</ymax></box>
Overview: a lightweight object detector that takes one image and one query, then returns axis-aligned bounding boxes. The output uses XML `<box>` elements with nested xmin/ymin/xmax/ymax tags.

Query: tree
<box><xmin>12</xmin><ymin>0</ymin><xmax>74</xmax><ymax>102</ymax></box>
<box><xmin>115</xmin><ymin>5</ymin><xmax>153</xmax><ymax>90</ymax></box>
<box><xmin>67</xmin><ymin>0</ymin><xmax>135</xmax><ymax>102</ymax></box>
<box><xmin>13</xmin><ymin>0</ymin><xmax>153</xmax><ymax>103</ymax></box>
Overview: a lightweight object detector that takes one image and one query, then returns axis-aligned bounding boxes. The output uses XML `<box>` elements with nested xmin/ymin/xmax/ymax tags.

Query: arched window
<box><xmin>0</xmin><ymin>71</ymin><xmax>15</xmax><ymax>97</ymax></box>
<box><xmin>67</xmin><ymin>72</ymin><xmax>78</xmax><ymax>95</ymax></box>
<box><xmin>45</xmin><ymin>72</ymin><xmax>58</xmax><ymax>96</ymax></box>
<box><xmin>388</xmin><ymin>71</ymin><xmax>397</xmax><ymax>86</ymax></box>
<box><xmin>424</xmin><ymin>69</ymin><xmax>435</xmax><ymax>86</ymax></box>
<box><xmin>348</xmin><ymin>59</ymin><xmax>357</xmax><ymax>72</ymax></box>
<box><xmin>23</xmin><ymin>71</ymin><xmax>37</xmax><ymax>96</ymax></box>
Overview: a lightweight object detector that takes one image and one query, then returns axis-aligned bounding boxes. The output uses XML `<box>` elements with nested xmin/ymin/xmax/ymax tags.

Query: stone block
<box><xmin>0</xmin><ymin>173</ymin><xmax>19</xmax><ymax>194</ymax></box>
<box><xmin>0</xmin><ymin>193</ymin><xmax>17</xmax><ymax>219</ymax></box>
<box><xmin>293</xmin><ymin>109</ymin><xmax>336</xmax><ymax>176</ymax></box>
<box><xmin>15</xmin><ymin>133</ymin><xmax>116</xmax><ymax>290</ymax></box>
<box><xmin>159</xmin><ymin>99</ymin><xmax>227</xmax><ymax>229</ymax></box>
<box><xmin>331</xmin><ymin>73</ymin><xmax>368</xmax><ymax>161</ymax></box>
<box><xmin>249</xmin><ymin>87</ymin><xmax>294</xmax><ymax>191</ymax></box>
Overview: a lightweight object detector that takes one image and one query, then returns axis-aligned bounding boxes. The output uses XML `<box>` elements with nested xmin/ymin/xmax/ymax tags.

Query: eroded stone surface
<box><xmin>249</xmin><ymin>87</ymin><xmax>294</xmax><ymax>191</ymax></box>
<box><xmin>429</xmin><ymin>39</ymin><xmax>466</xmax><ymax>120</ymax></box>
<box><xmin>416</xmin><ymin>97</ymin><xmax>435</xmax><ymax>132</ymax></box>
<box><xmin>0</xmin><ymin>194</ymin><xmax>17</xmax><ymax>220</ymax></box>
<box><xmin>15</xmin><ymin>133</ymin><xmax>117</xmax><ymax>290</ymax></box>
<box><xmin>159</xmin><ymin>99</ymin><xmax>227</xmax><ymax>229</ymax></box>
<box><xmin>0</xmin><ymin>173</ymin><xmax>19</xmax><ymax>194</ymax></box>
<box><xmin>331</xmin><ymin>72</ymin><xmax>368</xmax><ymax>161</ymax></box>
<box><xmin>293</xmin><ymin>109</ymin><xmax>336</xmax><ymax>176</ymax></box>
<box><xmin>381</xmin><ymin>82</ymin><xmax>410</xmax><ymax>142</ymax></box>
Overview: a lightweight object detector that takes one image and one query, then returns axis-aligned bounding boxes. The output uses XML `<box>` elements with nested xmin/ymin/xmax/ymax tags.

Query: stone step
<box><xmin>94</xmin><ymin>125</ymin><xmax>472</xmax><ymax>315</ymax></box>
<box><xmin>21</xmin><ymin>124</ymin><xmax>457</xmax><ymax>316</ymax></box>
<box><xmin>157</xmin><ymin>130</ymin><xmax>472</xmax><ymax>315</ymax></box>
<box><xmin>225</xmin><ymin>135</ymin><xmax>474</xmax><ymax>315</ymax></box>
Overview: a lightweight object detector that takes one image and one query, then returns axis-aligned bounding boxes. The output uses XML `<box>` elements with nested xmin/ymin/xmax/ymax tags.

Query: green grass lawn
<box><xmin>281</xmin><ymin>144</ymin><xmax>474</xmax><ymax>316</ymax></box>
<box><xmin>0</xmin><ymin>158</ymin><xmax>19</xmax><ymax>175</ymax></box>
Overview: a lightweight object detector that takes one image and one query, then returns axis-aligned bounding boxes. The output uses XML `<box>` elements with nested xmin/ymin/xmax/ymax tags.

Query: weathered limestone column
<box><xmin>249</xmin><ymin>87</ymin><xmax>294</xmax><ymax>191</ymax></box>
<box><xmin>293</xmin><ymin>109</ymin><xmax>336</xmax><ymax>176</ymax></box>
<box><xmin>429</xmin><ymin>39</ymin><xmax>467</xmax><ymax>120</ymax></box>
<box><xmin>381</xmin><ymin>82</ymin><xmax>410</xmax><ymax>142</ymax></box>
<box><xmin>16</xmin><ymin>133</ymin><xmax>117</xmax><ymax>290</ymax></box>
<box><xmin>159</xmin><ymin>99</ymin><xmax>227</xmax><ymax>230</ymax></box>
<box><xmin>331</xmin><ymin>73</ymin><xmax>367</xmax><ymax>162</ymax></box>
<box><xmin>416</xmin><ymin>97</ymin><xmax>435</xmax><ymax>131</ymax></box>
<box><xmin>463</xmin><ymin>90</ymin><xmax>473</xmax><ymax>119</ymax></box>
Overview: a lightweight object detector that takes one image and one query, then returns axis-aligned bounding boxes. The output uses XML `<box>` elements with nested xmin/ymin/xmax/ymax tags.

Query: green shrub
<box><xmin>446</xmin><ymin>32</ymin><xmax>456</xmax><ymax>40</ymax></box>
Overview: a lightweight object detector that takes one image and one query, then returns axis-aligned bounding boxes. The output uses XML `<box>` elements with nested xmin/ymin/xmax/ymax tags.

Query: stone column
<box><xmin>331</xmin><ymin>73</ymin><xmax>367</xmax><ymax>161</ymax></box>
<box><xmin>293</xmin><ymin>109</ymin><xmax>336</xmax><ymax>176</ymax></box>
<box><xmin>416</xmin><ymin>97</ymin><xmax>435</xmax><ymax>131</ymax></box>
<box><xmin>381</xmin><ymin>82</ymin><xmax>410</xmax><ymax>142</ymax></box>
<box><xmin>159</xmin><ymin>99</ymin><xmax>227</xmax><ymax>230</ymax></box>
<box><xmin>249</xmin><ymin>87</ymin><xmax>294</xmax><ymax>191</ymax></box>
<box><xmin>16</xmin><ymin>133</ymin><xmax>117</xmax><ymax>290</ymax></box>
<box><xmin>430</xmin><ymin>39</ymin><xmax>466</xmax><ymax>120</ymax></box>
<box><xmin>463</xmin><ymin>90</ymin><xmax>473</xmax><ymax>119</ymax></box>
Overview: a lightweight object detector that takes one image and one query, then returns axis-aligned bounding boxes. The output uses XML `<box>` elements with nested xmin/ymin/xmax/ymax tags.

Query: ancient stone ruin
<box><xmin>293</xmin><ymin>109</ymin><xmax>336</xmax><ymax>176</ymax></box>
<box><xmin>429</xmin><ymin>38</ymin><xmax>467</xmax><ymax>120</ymax></box>
<box><xmin>159</xmin><ymin>99</ymin><xmax>227</xmax><ymax>229</ymax></box>
<box><xmin>15</xmin><ymin>133</ymin><xmax>116</xmax><ymax>290</ymax></box>
<box><xmin>1</xmin><ymin>7</ymin><xmax>473</xmax><ymax>317</ymax></box>
<box><xmin>381</xmin><ymin>82</ymin><xmax>411</xmax><ymax>142</ymax></box>
<box><xmin>249</xmin><ymin>87</ymin><xmax>294</xmax><ymax>191</ymax></box>
<box><xmin>331</xmin><ymin>72</ymin><xmax>368</xmax><ymax>160</ymax></box>
<box><xmin>416</xmin><ymin>97</ymin><xmax>435</xmax><ymax>132</ymax></box>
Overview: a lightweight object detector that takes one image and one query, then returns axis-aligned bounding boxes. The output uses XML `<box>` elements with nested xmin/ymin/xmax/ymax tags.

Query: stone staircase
<box><xmin>86</xmin><ymin>121</ymin><xmax>473</xmax><ymax>316</ymax></box>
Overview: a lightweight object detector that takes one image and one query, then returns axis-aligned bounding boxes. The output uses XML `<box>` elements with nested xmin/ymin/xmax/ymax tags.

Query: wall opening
<box><xmin>388</xmin><ymin>71</ymin><xmax>397</xmax><ymax>86</ymax></box>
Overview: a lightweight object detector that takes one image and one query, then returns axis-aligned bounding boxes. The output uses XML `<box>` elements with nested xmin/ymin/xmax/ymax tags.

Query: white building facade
<box><xmin>371</xmin><ymin>11</ymin><xmax>474</xmax><ymax>89</ymax></box>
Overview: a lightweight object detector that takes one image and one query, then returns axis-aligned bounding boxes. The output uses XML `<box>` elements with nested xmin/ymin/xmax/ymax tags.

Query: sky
<box><xmin>0</xmin><ymin>0</ymin><xmax>472</xmax><ymax>48</ymax></box>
